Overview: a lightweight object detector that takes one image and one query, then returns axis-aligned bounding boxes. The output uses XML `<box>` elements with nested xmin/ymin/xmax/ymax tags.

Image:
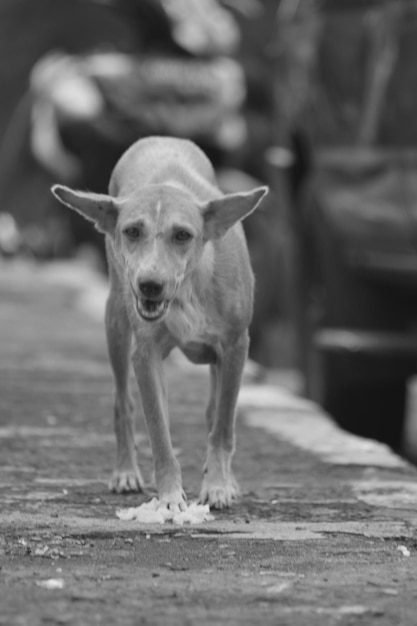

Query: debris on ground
<box><xmin>116</xmin><ymin>498</ymin><xmax>214</xmax><ymax>525</ymax></box>
<box><xmin>36</xmin><ymin>578</ymin><xmax>65</xmax><ymax>590</ymax></box>
<box><xmin>397</xmin><ymin>545</ymin><xmax>411</xmax><ymax>557</ymax></box>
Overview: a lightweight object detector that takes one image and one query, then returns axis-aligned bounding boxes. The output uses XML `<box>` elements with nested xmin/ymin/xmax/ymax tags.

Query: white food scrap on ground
<box><xmin>36</xmin><ymin>578</ymin><xmax>65</xmax><ymax>590</ymax></box>
<box><xmin>116</xmin><ymin>498</ymin><xmax>214</xmax><ymax>525</ymax></box>
<box><xmin>397</xmin><ymin>545</ymin><xmax>411</xmax><ymax>557</ymax></box>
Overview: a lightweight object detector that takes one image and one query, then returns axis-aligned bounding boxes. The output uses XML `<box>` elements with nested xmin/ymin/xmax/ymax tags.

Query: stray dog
<box><xmin>52</xmin><ymin>136</ymin><xmax>268</xmax><ymax>510</ymax></box>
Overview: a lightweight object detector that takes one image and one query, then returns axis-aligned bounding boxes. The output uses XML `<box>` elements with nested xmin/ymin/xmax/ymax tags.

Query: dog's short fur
<box><xmin>52</xmin><ymin>136</ymin><xmax>268</xmax><ymax>510</ymax></box>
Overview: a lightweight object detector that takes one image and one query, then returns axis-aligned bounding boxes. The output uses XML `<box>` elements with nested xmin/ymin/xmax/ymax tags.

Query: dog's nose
<box><xmin>138</xmin><ymin>281</ymin><xmax>163</xmax><ymax>299</ymax></box>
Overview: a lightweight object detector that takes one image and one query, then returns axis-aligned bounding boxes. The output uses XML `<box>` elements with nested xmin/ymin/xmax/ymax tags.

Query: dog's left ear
<box><xmin>51</xmin><ymin>185</ymin><xmax>120</xmax><ymax>234</ymax></box>
<box><xmin>201</xmin><ymin>186</ymin><xmax>269</xmax><ymax>240</ymax></box>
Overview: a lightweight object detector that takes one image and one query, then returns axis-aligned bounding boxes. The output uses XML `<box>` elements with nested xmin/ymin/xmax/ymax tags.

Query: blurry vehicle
<box><xmin>27</xmin><ymin>0</ymin><xmax>245</xmax><ymax>256</ymax></box>
<box><xmin>270</xmin><ymin>0</ymin><xmax>417</xmax><ymax>453</ymax></box>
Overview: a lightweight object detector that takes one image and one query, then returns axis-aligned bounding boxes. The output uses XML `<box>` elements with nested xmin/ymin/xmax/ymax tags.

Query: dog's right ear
<box><xmin>51</xmin><ymin>185</ymin><xmax>119</xmax><ymax>234</ymax></box>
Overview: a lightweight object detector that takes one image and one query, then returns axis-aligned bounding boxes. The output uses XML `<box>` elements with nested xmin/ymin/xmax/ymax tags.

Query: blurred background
<box><xmin>2</xmin><ymin>0</ymin><xmax>417</xmax><ymax>463</ymax></box>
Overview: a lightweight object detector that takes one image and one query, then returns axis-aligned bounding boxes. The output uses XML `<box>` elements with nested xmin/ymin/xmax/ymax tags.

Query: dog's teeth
<box><xmin>137</xmin><ymin>298</ymin><xmax>167</xmax><ymax>321</ymax></box>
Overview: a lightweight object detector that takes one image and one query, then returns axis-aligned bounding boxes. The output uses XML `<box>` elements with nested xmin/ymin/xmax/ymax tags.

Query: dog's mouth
<box><xmin>136</xmin><ymin>297</ymin><xmax>169</xmax><ymax>322</ymax></box>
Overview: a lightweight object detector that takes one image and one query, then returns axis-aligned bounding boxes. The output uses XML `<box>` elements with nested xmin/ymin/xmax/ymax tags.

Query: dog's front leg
<box><xmin>199</xmin><ymin>331</ymin><xmax>249</xmax><ymax>509</ymax></box>
<box><xmin>106</xmin><ymin>290</ymin><xmax>144</xmax><ymax>494</ymax></box>
<box><xmin>132</xmin><ymin>344</ymin><xmax>186</xmax><ymax>511</ymax></box>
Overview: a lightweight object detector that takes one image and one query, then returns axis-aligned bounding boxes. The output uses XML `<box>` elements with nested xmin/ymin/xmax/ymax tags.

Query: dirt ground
<box><xmin>1</xmin><ymin>261</ymin><xmax>417</xmax><ymax>626</ymax></box>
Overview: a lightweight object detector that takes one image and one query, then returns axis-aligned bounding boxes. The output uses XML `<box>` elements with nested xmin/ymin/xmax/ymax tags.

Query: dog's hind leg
<box><xmin>199</xmin><ymin>331</ymin><xmax>249</xmax><ymax>509</ymax></box>
<box><xmin>106</xmin><ymin>286</ymin><xmax>144</xmax><ymax>493</ymax></box>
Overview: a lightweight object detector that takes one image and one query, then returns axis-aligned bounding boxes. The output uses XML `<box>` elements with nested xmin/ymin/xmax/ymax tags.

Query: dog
<box><xmin>52</xmin><ymin>136</ymin><xmax>268</xmax><ymax>510</ymax></box>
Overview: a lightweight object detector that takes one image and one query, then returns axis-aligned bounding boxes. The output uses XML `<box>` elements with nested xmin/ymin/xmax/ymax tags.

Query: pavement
<box><xmin>1</xmin><ymin>259</ymin><xmax>417</xmax><ymax>626</ymax></box>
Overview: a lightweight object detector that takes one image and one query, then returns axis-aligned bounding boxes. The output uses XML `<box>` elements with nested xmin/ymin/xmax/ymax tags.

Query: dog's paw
<box><xmin>109</xmin><ymin>468</ymin><xmax>144</xmax><ymax>494</ymax></box>
<box><xmin>158</xmin><ymin>488</ymin><xmax>188</xmax><ymax>513</ymax></box>
<box><xmin>199</xmin><ymin>476</ymin><xmax>240</xmax><ymax>510</ymax></box>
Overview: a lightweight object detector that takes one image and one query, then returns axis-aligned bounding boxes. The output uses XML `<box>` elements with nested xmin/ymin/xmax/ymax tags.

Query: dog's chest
<box><xmin>164</xmin><ymin>295</ymin><xmax>220</xmax><ymax>347</ymax></box>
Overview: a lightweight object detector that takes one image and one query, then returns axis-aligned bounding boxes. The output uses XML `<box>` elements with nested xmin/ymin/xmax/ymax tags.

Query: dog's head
<box><xmin>52</xmin><ymin>182</ymin><xmax>268</xmax><ymax>323</ymax></box>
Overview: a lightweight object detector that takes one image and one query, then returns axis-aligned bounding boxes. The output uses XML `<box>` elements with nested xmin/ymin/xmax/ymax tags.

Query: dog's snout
<box><xmin>139</xmin><ymin>281</ymin><xmax>163</xmax><ymax>299</ymax></box>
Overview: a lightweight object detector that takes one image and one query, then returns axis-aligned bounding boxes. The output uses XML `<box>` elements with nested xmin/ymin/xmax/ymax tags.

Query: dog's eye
<box><xmin>124</xmin><ymin>226</ymin><xmax>141</xmax><ymax>240</ymax></box>
<box><xmin>174</xmin><ymin>230</ymin><xmax>192</xmax><ymax>243</ymax></box>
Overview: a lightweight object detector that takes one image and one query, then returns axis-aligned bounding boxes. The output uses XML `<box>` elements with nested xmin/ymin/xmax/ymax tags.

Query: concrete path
<box><xmin>1</xmin><ymin>260</ymin><xmax>417</xmax><ymax>626</ymax></box>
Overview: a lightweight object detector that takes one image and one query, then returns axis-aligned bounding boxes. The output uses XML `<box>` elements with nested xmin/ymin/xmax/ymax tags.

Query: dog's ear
<box><xmin>201</xmin><ymin>186</ymin><xmax>269</xmax><ymax>240</ymax></box>
<box><xmin>51</xmin><ymin>185</ymin><xmax>120</xmax><ymax>234</ymax></box>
